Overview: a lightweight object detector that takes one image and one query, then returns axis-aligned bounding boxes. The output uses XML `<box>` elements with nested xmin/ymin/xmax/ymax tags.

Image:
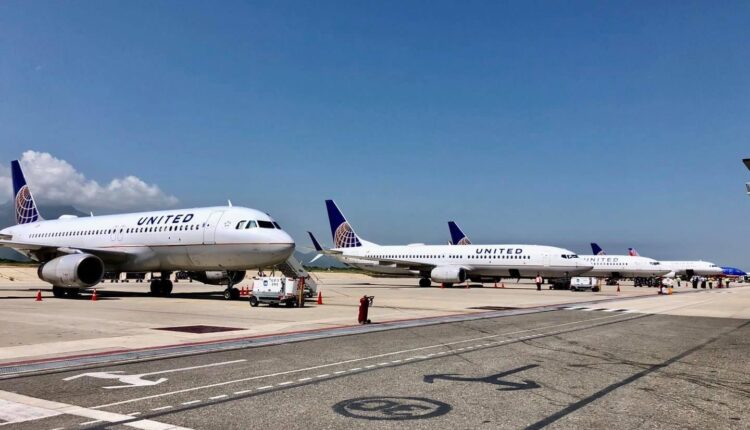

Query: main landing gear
<box><xmin>223</xmin><ymin>281</ymin><xmax>240</xmax><ymax>300</ymax></box>
<box><xmin>150</xmin><ymin>272</ymin><xmax>174</xmax><ymax>297</ymax></box>
<box><xmin>419</xmin><ymin>278</ymin><xmax>432</xmax><ymax>288</ymax></box>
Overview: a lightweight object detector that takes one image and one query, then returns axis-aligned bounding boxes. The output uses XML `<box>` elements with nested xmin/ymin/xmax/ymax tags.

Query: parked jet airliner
<box><xmin>319</xmin><ymin>200</ymin><xmax>592</xmax><ymax>287</ymax></box>
<box><xmin>579</xmin><ymin>243</ymin><xmax>671</xmax><ymax>278</ymax></box>
<box><xmin>0</xmin><ymin>161</ymin><xmax>295</xmax><ymax>298</ymax></box>
<box><xmin>627</xmin><ymin>247</ymin><xmax>722</xmax><ymax>278</ymax></box>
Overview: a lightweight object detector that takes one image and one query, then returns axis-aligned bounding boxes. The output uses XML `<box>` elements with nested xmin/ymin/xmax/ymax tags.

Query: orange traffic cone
<box><xmin>317</xmin><ymin>291</ymin><xmax>323</xmax><ymax>305</ymax></box>
<box><xmin>91</xmin><ymin>289</ymin><xmax>98</xmax><ymax>301</ymax></box>
<box><xmin>35</xmin><ymin>290</ymin><xmax>42</xmax><ymax>301</ymax></box>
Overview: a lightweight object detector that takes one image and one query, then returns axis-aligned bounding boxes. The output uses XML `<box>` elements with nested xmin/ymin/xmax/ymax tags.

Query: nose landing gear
<box><xmin>149</xmin><ymin>272</ymin><xmax>173</xmax><ymax>297</ymax></box>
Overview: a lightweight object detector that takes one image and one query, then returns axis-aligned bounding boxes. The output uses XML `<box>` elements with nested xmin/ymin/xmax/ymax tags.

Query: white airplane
<box><xmin>307</xmin><ymin>231</ymin><xmax>414</xmax><ymax>276</ymax></box>
<box><xmin>578</xmin><ymin>243</ymin><xmax>671</xmax><ymax>278</ymax></box>
<box><xmin>0</xmin><ymin>160</ymin><xmax>295</xmax><ymax>299</ymax></box>
<box><xmin>627</xmin><ymin>248</ymin><xmax>722</xmax><ymax>278</ymax></box>
<box><xmin>317</xmin><ymin>200</ymin><xmax>592</xmax><ymax>287</ymax></box>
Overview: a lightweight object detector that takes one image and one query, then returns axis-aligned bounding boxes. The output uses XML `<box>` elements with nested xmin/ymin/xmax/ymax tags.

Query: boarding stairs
<box><xmin>274</xmin><ymin>255</ymin><xmax>318</xmax><ymax>295</ymax></box>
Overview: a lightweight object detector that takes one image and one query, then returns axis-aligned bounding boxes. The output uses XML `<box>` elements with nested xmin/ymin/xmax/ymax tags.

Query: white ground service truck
<box><xmin>249</xmin><ymin>277</ymin><xmax>302</xmax><ymax>307</ymax></box>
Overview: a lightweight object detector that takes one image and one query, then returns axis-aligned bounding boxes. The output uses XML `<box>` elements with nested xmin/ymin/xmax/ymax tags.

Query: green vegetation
<box><xmin>0</xmin><ymin>259</ymin><xmax>36</xmax><ymax>266</ymax></box>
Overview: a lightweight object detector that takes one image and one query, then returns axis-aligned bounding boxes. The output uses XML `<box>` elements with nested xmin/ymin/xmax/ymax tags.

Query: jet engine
<box><xmin>430</xmin><ymin>266</ymin><xmax>467</xmax><ymax>283</ymax></box>
<box><xmin>187</xmin><ymin>270</ymin><xmax>246</xmax><ymax>285</ymax></box>
<box><xmin>38</xmin><ymin>254</ymin><xmax>105</xmax><ymax>288</ymax></box>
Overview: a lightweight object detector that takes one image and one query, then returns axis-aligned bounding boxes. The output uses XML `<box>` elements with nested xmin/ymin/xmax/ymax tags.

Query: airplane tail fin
<box><xmin>325</xmin><ymin>200</ymin><xmax>363</xmax><ymax>248</ymax></box>
<box><xmin>590</xmin><ymin>243</ymin><xmax>606</xmax><ymax>255</ymax></box>
<box><xmin>308</xmin><ymin>231</ymin><xmax>324</xmax><ymax>252</ymax></box>
<box><xmin>628</xmin><ymin>247</ymin><xmax>640</xmax><ymax>256</ymax></box>
<box><xmin>11</xmin><ymin>160</ymin><xmax>42</xmax><ymax>224</ymax></box>
<box><xmin>448</xmin><ymin>221</ymin><xmax>471</xmax><ymax>245</ymax></box>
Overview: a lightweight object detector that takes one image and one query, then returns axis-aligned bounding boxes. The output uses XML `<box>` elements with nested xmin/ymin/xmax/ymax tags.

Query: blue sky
<box><xmin>1</xmin><ymin>1</ymin><xmax>749</xmax><ymax>265</ymax></box>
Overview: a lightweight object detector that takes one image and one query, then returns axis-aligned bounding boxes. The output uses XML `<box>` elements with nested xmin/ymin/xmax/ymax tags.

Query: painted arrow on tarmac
<box><xmin>63</xmin><ymin>371</ymin><xmax>167</xmax><ymax>389</ymax></box>
<box><xmin>423</xmin><ymin>364</ymin><xmax>540</xmax><ymax>391</ymax></box>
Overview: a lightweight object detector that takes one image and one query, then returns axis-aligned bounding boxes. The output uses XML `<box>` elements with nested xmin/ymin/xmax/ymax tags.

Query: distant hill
<box><xmin>0</xmin><ymin>203</ymin><xmax>89</xmax><ymax>261</ymax></box>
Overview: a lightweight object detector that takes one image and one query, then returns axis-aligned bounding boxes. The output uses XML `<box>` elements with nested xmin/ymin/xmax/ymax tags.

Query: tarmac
<box><xmin>0</xmin><ymin>266</ymin><xmax>748</xmax><ymax>429</ymax></box>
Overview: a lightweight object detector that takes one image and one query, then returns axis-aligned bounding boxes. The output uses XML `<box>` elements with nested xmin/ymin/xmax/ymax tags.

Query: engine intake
<box><xmin>430</xmin><ymin>266</ymin><xmax>467</xmax><ymax>283</ymax></box>
<box><xmin>38</xmin><ymin>254</ymin><xmax>105</xmax><ymax>288</ymax></box>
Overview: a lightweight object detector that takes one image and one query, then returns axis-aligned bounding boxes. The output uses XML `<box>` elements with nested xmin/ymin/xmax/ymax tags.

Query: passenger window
<box><xmin>246</xmin><ymin>221</ymin><xmax>257</xmax><ymax>229</ymax></box>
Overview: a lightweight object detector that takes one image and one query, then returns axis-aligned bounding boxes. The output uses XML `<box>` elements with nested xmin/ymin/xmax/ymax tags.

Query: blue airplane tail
<box><xmin>308</xmin><ymin>231</ymin><xmax>324</xmax><ymax>251</ymax></box>
<box><xmin>11</xmin><ymin>160</ymin><xmax>42</xmax><ymax>224</ymax></box>
<box><xmin>628</xmin><ymin>248</ymin><xmax>639</xmax><ymax>256</ymax></box>
<box><xmin>448</xmin><ymin>221</ymin><xmax>471</xmax><ymax>245</ymax></box>
<box><xmin>590</xmin><ymin>243</ymin><xmax>606</xmax><ymax>255</ymax></box>
<box><xmin>325</xmin><ymin>200</ymin><xmax>362</xmax><ymax>248</ymax></box>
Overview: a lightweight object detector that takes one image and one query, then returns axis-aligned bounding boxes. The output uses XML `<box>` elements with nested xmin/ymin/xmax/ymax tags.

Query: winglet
<box><xmin>324</xmin><ymin>200</ymin><xmax>362</xmax><ymax>248</ymax></box>
<box><xmin>590</xmin><ymin>243</ymin><xmax>606</xmax><ymax>255</ymax></box>
<box><xmin>308</xmin><ymin>231</ymin><xmax>324</xmax><ymax>252</ymax></box>
<box><xmin>11</xmin><ymin>160</ymin><xmax>42</xmax><ymax>224</ymax></box>
<box><xmin>448</xmin><ymin>221</ymin><xmax>471</xmax><ymax>245</ymax></box>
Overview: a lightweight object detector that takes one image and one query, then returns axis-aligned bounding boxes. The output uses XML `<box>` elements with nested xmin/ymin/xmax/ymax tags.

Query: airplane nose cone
<box><xmin>277</xmin><ymin>231</ymin><xmax>295</xmax><ymax>258</ymax></box>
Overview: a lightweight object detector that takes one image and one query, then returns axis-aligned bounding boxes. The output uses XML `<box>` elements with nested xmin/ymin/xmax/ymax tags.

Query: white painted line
<box><xmin>208</xmin><ymin>395</ymin><xmax>227</xmax><ymax>400</ymax></box>
<box><xmin>297</xmin><ymin>378</ymin><xmax>312</xmax><ymax>382</ymax></box>
<box><xmin>80</xmin><ymin>420</ymin><xmax>102</xmax><ymax>426</ymax></box>
<box><xmin>436</xmin><ymin>351</ymin><xmax>446</xmax><ymax>355</ymax></box>
<box><xmin>315</xmin><ymin>374</ymin><xmax>330</xmax><ymax>378</ymax></box>
<box><xmin>181</xmin><ymin>400</ymin><xmax>200</xmax><ymax>406</ymax></box>
<box><xmin>0</xmin><ymin>390</ymin><xmax>193</xmax><ymax>430</ymax></box>
<box><xmin>349</xmin><ymin>368</ymin><xmax>362</xmax><ymax>372</ymax></box>
<box><xmin>256</xmin><ymin>386</ymin><xmax>273</xmax><ymax>390</ymax></box>
<box><xmin>377</xmin><ymin>362</ymin><xmax>389</xmax><ymax>366</ymax></box>
<box><xmin>0</xmin><ymin>398</ymin><xmax>61</xmax><ymax>424</ymax></box>
<box><xmin>138</xmin><ymin>360</ymin><xmax>247</xmax><ymax>377</ymax></box>
<box><xmin>128</xmin><ymin>412</ymin><xmax>142</xmax><ymax>416</ymax></box>
<box><xmin>233</xmin><ymin>390</ymin><xmax>252</xmax><ymax>395</ymax></box>
<box><xmin>365</xmin><ymin>365</ymin><xmax>376</xmax><ymax>368</ymax></box>
<box><xmin>391</xmin><ymin>359</ymin><xmax>402</xmax><ymax>363</ymax></box>
<box><xmin>276</xmin><ymin>382</ymin><xmax>293</xmax><ymax>386</ymax></box>
<box><xmin>333</xmin><ymin>371</ymin><xmax>346</xmax><ymax>375</ymax></box>
<box><xmin>150</xmin><ymin>406</ymin><xmax>172</xmax><ymax>411</ymax></box>
<box><xmin>582</xmin><ymin>308</ymin><xmax>596</xmax><ymax>311</ymax></box>
<box><xmin>92</xmin><ymin>312</ymin><xmax>638</xmax><ymax>410</ymax></box>
<box><xmin>602</xmin><ymin>309</ymin><xmax>618</xmax><ymax>312</ymax></box>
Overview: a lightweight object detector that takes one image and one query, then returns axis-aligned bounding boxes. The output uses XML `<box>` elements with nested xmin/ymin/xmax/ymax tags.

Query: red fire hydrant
<box><xmin>358</xmin><ymin>295</ymin><xmax>374</xmax><ymax>324</ymax></box>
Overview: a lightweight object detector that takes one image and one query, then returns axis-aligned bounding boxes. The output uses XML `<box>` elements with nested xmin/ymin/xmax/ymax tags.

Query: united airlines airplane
<box><xmin>319</xmin><ymin>200</ymin><xmax>592</xmax><ymax>287</ymax></box>
<box><xmin>307</xmin><ymin>231</ymin><xmax>414</xmax><ymax>276</ymax></box>
<box><xmin>0</xmin><ymin>160</ymin><xmax>295</xmax><ymax>299</ymax></box>
<box><xmin>627</xmin><ymin>247</ymin><xmax>722</xmax><ymax>278</ymax></box>
<box><xmin>578</xmin><ymin>243</ymin><xmax>671</xmax><ymax>278</ymax></box>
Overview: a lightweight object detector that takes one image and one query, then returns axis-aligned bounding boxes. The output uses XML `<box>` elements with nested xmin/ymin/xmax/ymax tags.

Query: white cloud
<box><xmin>0</xmin><ymin>151</ymin><xmax>178</xmax><ymax>211</ymax></box>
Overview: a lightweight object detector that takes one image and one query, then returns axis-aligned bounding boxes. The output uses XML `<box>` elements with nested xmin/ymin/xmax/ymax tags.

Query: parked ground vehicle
<box><xmin>569</xmin><ymin>277</ymin><xmax>599</xmax><ymax>292</ymax></box>
<box><xmin>248</xmin><ymin>277</ymin><xmax>302</xmax><ymax>307</ymax></box>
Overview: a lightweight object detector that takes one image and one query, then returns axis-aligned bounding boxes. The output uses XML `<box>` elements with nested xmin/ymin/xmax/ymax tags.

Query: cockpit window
<box><xmin>245</xmin><ymin>220</ymin><xmax>258</xmax><ymax>229</ymax></box>
<box><xmin>650</xmin><ymin>262</ymin><xmax>660</xmax><ymax>265</ymax></box>
<box><xmin>258</xmin><ymin>220</ymin><xmax>274</xmax><ymax>229</ymax></box>
<box><xmin>273</xmin><ymin>222</ymin><xmax>281</xmax><ymax>229</ymax></box>
<box><xmin>236</xmin><ymin>220</ymin><xmax>246</xmax><ymax>229</ymax></box>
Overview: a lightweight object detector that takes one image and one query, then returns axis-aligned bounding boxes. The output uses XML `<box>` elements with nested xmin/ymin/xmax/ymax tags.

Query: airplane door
<box><xmin>203</xmin><ymin>211</ymin><xmax>225</xmax><ymax>245</ymax></box>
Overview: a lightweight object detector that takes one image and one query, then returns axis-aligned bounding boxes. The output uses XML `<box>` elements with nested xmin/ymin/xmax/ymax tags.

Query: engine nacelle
<box><xmin>430</xmin><ymin>266</ymin><xmax>467</xmax><ymax>283</ymax></box>
<box><xmin>38</xmin><ymin>254</ymin><xmax>105</xmax><ymax>288</ymax></box>
<box><xmin>187</xmin><ymin>270</ymin><xmax>246</xmax><ymax>285</ymax></box>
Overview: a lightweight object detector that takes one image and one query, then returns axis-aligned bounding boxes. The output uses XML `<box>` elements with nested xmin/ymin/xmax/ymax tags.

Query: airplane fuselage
<box><xmin>0</xmin><ymin>206</ymin><xmax>295</xmax><ymax>272</ymax></box>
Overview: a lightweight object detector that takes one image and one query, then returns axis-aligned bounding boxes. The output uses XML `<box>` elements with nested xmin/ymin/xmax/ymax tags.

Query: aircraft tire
<box><xmin>161</xmin><ymin>281</ymin><xmax>173</xmax><ymax>296</ymax></box>
<box><xmin>66</xmin><ymin>288</ymin><xmax>79</xmax><ymax>298</ymax></box>
<box><xmin>230</xmin><ymin>287</ymin><xmax>240</xmax><ymax>300</ymax></box>
<box><xmin>150</xmin><ymin>280</ymin><xmax>162</xmax><ymax>296</ymax></box>
<box><xmin>419</xmin><ymin>278</ymin><xmax>431</xmax><ymax>288</ymax></box>
<box><xmin>52</xmin><ymin>286</ymin><xmax>66</xmax><ymax>298</ymax></box>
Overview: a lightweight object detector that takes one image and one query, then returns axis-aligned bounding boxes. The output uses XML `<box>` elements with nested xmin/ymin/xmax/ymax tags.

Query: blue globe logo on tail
<box><xmin>15</xmin><ymin>185</ymin><xmax>39</xmax><ymax>224</ymax></box>
<box><xmin>326</xmin><ymin>200</ymin><xmax>362</xmax><ymax>248</ymax></box>
<box><xmin>11</xmin><ymin>160</ymin><xmax>41</xmax><ymax>225</ymax></box>
<box><xmin>334</xmin><ymin>222</ymin><xmax>361</xmax><ymax>248</ymax></box>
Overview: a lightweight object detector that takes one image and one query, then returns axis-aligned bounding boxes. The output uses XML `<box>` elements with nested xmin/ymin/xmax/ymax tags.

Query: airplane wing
<box><xmin>0</xmin><ymin>239</ymin><xmax>134</xmax><ymax>264</ymax></box>
<box><xmin>350</xmin><ymin>254</ymin><xmax>440</xmax><ymax>271</ymax></box>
